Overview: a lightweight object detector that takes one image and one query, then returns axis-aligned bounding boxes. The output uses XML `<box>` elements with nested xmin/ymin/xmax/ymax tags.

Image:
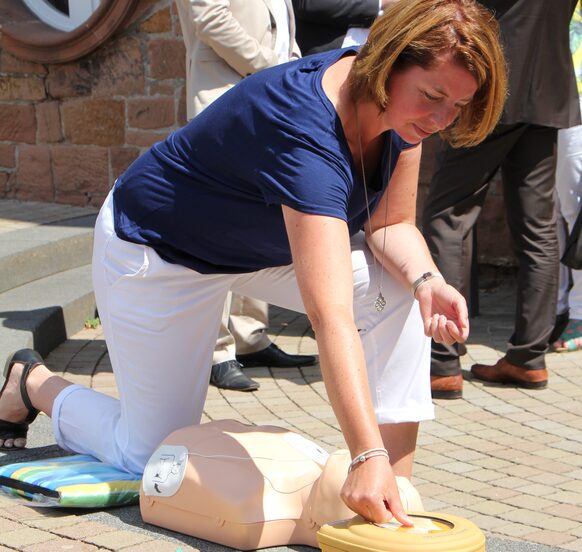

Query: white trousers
<box><xmin>52</xmin><ymin>192</ymin><xmax>434</xmax><ymax>474</ymax></box>
<box><xmin>556</xmin><ymin>98</ymin><xmax>582</xmax><ymax>320</ymax></box>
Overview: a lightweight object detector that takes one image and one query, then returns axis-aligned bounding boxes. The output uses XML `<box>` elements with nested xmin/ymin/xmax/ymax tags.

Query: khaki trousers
<box><xmin>212</xmin><ymin>293</ymin><xmax>271</xmax><ymax>364</ymax></box>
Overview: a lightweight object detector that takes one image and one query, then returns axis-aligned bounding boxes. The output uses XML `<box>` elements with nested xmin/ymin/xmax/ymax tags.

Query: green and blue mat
<box><xmin>0</xmin><ymin>454</ymin><xmax>140</xmax><ymax>507</ymax></box>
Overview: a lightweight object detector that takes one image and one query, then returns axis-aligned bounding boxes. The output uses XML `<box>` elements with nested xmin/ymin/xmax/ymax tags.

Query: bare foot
<box><xmin>0</xmin><ymin>362</ymin><xmax>31</xmax><ymax>449</ymax></box>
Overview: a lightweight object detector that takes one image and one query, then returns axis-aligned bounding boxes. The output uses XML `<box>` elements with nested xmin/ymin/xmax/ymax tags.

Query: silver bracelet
<box><xmin>411</xmin><ymin>271</ymin><xmax>443</xmax><ymax>298</ymax></box>
<box><xmin>348</xmin><ymin>447</ymin><xmax>390</xmax><ymax>473</ymax></box>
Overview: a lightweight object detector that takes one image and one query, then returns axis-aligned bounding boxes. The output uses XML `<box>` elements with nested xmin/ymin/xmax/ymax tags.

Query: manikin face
<box><xmin>383</xmin><ymin>54</ymin><xmax>478</xmax><ymax>143</ymax></box>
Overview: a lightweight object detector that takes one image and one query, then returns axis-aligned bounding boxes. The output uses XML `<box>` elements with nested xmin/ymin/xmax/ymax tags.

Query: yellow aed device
<box><xmin>317</xmin><ymin>512</ymin><xmax>486</xmax><ymax>552</ymax></box>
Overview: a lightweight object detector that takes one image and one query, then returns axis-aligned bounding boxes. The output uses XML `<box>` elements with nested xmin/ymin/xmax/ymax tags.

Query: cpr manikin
<box><xmin>140</xmin><ymin>419</ymin><xmax>424</xmax><ymax>550</ymax></box>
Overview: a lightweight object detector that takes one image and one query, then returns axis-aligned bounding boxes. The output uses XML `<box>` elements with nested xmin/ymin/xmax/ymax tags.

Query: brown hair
<box><xmin>348</xmin><ymin>0</ymin><xmax>507</xmax><ymax>147</ymax></box>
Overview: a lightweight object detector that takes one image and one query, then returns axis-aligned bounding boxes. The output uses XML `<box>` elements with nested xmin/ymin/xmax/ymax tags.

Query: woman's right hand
<box><xmin>340</xmin><ymin>456</ymin><xmax>414</xmax><ymax>526</ymax></box>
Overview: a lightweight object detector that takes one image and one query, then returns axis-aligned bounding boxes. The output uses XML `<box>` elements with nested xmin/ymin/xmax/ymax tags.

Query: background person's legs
<box><xmin>554</xmin><ymin>111</ymin><xmax>582</xmax><ymax>350</ymax></box>
<box><xmin>212</xmin><ymin>292</ymin><xmax>239</xmax><ymax>366</ymax></box>
<box><xmin>229</xmin><ymin>294</ymin><xmax>271</xmax><ymax>355</ymax></box>
<box><xmin>501</xmin><ymin>125</ymin><xmax>559</xmax><ymax>369</ymax></box>
<box><xmin>210</xmin><ymin>292</ymin><xmax>316</xmax><ymax>391</ymax></box>
<box><xmin>210</xmin><ymin>293</ymin><xmax>260</xmax><ymax>392</ymax></box>
<box><xmin>421</xmin><ymin>127</ymin><xmax>520</xmax><ymax>396</ymax></box>
<box><xmin>212</xmin><ymin>294</ymin><xmax>270</xmax><ymax>364</ymax></box>
<box><xmin>470</xmin><ymin>125</ymin><xmax>558</xmax><ymax>389</ymax></box>
<box><xmin>232</xmin><ymin>292</ymin><xmax>316</xmax><ymax>369</ymax></box>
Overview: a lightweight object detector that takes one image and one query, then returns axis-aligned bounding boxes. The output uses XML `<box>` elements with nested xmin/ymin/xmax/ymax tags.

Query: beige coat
<box><xmin>176</xmin><ymin>0</ymin><xmax>301</xmax><ymax>119</ymax></box>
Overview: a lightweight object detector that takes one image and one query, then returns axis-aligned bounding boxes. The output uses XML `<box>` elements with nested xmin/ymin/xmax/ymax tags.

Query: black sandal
<box><xmin>0</xmin><ymin>348</ymin><xmax>43</xmax><ymax>449</ymax></box>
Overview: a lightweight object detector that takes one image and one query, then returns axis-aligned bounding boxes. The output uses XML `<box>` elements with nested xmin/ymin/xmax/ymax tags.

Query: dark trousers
<box><xmin>422</xmin><ymin>123</ymin><xmax>559</xmax><ymax>375</ymax></box>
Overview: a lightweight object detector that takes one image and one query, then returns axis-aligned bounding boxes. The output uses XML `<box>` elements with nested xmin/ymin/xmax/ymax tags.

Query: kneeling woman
<box><xmin>0</xmin><ymin>0</ymin><xmax>506</xmax><ymax>526</ymax></box>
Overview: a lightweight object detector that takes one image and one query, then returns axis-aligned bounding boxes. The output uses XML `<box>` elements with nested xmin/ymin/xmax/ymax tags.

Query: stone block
<box><xmin>127</xmin><ymin>97</ymin><xmax>175</xmax><ymax>129</ymax></box>
<box><xmin>0</xmin><ymin>76</ymin><xmax>45</xmax><ymax>101</ymax></box>
<box><xmin>3</xmin><ymin>172</ymin><xmax>16</xmax><ymax>196</ymax></box>
<box><xmin>139</xmin><ymin>7</ymin><xmax>172</xmax><ymax>33</ymax></box>
<box><xmin>24</xmin><ymin>537</ymin><xmax>102</xmax><ymax>552</ymax></box>
<box><xmin>93</xmin><ymin>36</ymin><xmax>145</xmax><ymax>97</ymax></box>
<box><xmin>110</xmin><ymin>146</ymin><xmax>140</xmax><ymax>180</ymax></box>
<box><xmin>0</xmin><ymin>145</ymin><xmax>15</xmax><ymax>168</ymax></box>
<box><xmin>0</xmin><ymin>103</ymin><xmax>36</xmax><ymax>143</ymax></box>
<box><xmin>51</xmin><ymin>146</ymin><xmax>109</xmax><ymax>195</ymax></box>
<box><xmin>16</xmin><ymin>145</ymin><xmax>54</xmax><ymax>201</ymax></box>
<box><xmin>62</xmin><ymin>98</ymin><xmax>125</xmax><ymax>146</ymax></box>
<box><xmin>172</xmin><ymin>1</ymin><xmax>183</xmax><ymax>37</ymax></box>
<box><xmin>0</xmin><ymin>51</ymin><xmax>47</xmax><ymax>75</ymax></box>
<box><xmin>126</xmin><ymin>130</ymin><xmax>169</xmax><ymax>148</ymax></box>
<box><xmin>46</xmin><ymin>62</ymin><xmax>91</xmax><ymax>98</ymax></box>
<box><xmin>177</xmin><ymin>84</ymin><xmax>187</xmax><ymax>126</ymax></box>
<box><xmin>88</xmin><ymin>193</ymin><xmax>108</xmax><ymax>208</ymax></box>
<box><xmin>0</xmin><ymin>527</ymin><xmax>53</xmax><ymax>548</ymax></box>
<box><xmin>36</xmin><ymin>101</ymin><xmax>62</xmax><ymax>143</ymax></box>
<box><xmin>147</xmin><ymin>38</ymin><xmax>186</xmax><ymax>80</ymax></box>
<box><xmin>53</xmin><ymin>191</ymin><xmax>92</xmax><ymax>206</ymax></box>
<box><xmin>85</xmin><ymin>529</ymin><xmax>153</xmax><ymax>550</ymax></box>
<box><xmin>0</xmin><ymin>518</ymin><xmax>22</xmax><ymax>533</ymax></box>
<box><xmin>123</xmin><ymin>0</ymin><xmax>161</xmax><ymax>28</ymax></box>
<box><xmin>0</xmin><ymin>172</ymin><xmax>8</xmax><ymax>194</ymax></box>
<box><xmin>53</xmin><ymin>520</ymin><xmax>115</xmax><ymax>540</ymax></box>
<box><xmin>149</xmin><ymin>81</ymin><xmax>175</xmax><ymax>96</ymax></box>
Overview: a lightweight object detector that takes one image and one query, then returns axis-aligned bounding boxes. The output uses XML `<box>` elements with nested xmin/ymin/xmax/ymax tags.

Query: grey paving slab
<box><xmin>0</xmin><ymin>215</ymin><xmax>96</xmax><ymax>294</ymax></box>
<box><xmin>0</xmin><ymin>264</ymin><xmax>96</xmax><ymax>358</ymax></box>
<box><xmin>0</xmin><ymin>199</ymin><xmax>97</xmax><ymax>368</ymax></box>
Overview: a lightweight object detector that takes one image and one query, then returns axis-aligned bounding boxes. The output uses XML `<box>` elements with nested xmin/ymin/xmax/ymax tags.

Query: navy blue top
<box><xmin>113</xmin><ymin>48</ymin><xmax>417</xmax><ymax>274</ymax></box>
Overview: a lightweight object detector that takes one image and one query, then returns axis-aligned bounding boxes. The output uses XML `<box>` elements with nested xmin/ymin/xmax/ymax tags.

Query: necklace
<box><xmin>354</xmin><ymin>102</ymin><xmax>391</xmax><ymax>312</ymax></box>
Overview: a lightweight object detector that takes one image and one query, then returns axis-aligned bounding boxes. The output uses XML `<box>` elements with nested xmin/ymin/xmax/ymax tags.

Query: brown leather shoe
<box><xmin>470</xmin><ymin>357</ymin><xmax>548</xmax><ymax>389</ymax></box>
<box><xmin>431</xmin><ymin>374</ymin><xmax>463</xmax><ymax>399</ymax></box>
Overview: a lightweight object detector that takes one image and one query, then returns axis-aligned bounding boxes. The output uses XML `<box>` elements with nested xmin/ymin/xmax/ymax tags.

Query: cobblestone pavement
<box><xmin>1</xmin><ymin>287</ymin><xmax>582</xmax><ymax>551</ymax></box>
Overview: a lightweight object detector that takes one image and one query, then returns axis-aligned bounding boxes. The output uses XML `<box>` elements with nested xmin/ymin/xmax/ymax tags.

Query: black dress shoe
<box><xmin>236</xmin><ymin>343</ymin><xmax>317</xmax><ymax>368</ymax></box>
<box><xmin>210</xmin><ymin>360</ymin><xmax>259</xmax><ymax>392</ymax></box>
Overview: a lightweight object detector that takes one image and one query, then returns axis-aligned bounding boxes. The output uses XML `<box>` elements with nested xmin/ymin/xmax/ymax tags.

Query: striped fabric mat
<box><xmin>0</xmin><ymin>454</ymin><xmax>140</xmax><ymax>507</ymax></box>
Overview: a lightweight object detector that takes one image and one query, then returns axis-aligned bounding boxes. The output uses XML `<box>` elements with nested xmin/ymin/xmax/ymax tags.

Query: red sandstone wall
<box><xmin>0</xmin><ymin>0</ymin><xmax>186</xmax><ymax>206</ymax></box>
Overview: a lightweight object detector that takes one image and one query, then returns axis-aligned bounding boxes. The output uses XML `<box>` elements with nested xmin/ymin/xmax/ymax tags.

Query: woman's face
<box><xmin>383</xmin><ymin>54</ymin><xmax>478</xmax><ymax>143</ymax></box>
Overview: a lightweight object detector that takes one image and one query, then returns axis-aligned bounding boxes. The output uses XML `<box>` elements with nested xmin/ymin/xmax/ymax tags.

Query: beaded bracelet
<box><xmin>348</xmin><ymin>447</ymin><xmax>390</xmax><ymax>473</ymax></box>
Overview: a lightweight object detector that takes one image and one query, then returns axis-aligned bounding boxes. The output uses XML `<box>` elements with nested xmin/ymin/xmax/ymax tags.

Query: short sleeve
<box><xmin>257</xmin><ymin>135</ymin><xmax>354</xmax><ymax>221</ymax></box>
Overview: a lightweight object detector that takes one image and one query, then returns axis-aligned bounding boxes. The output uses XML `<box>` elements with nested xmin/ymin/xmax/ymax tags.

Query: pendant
<box><xmin>374</xmin><ymin>292</ymin><xmax>386</xmax><ymax>312</ymax></box>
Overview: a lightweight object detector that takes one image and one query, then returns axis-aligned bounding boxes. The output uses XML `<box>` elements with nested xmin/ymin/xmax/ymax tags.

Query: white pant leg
<box><xmin>53</xmin><ymin>192</ymin><xmax>233</xmax><ymax>474</ymax></box>
<box><xmin>232</xmin><ymin>232</ymin><xmax>434</xmax><ymax>425</ymax></box>
<box><xmin>351</xmin><ymin>234</ymin><xmax>433</xmax><ymax>423</ymax></box>
<box><xmin>556</xmin><ymin>107</ymin><xmax>582</xmax><ymax>319</ymax></box>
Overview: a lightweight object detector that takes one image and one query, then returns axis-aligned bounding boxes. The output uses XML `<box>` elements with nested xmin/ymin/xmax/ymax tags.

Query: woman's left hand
<box><xmin>415</xmin><ymin>278</ymin><xmax>469</xmax><ymax>345</ymax></box>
